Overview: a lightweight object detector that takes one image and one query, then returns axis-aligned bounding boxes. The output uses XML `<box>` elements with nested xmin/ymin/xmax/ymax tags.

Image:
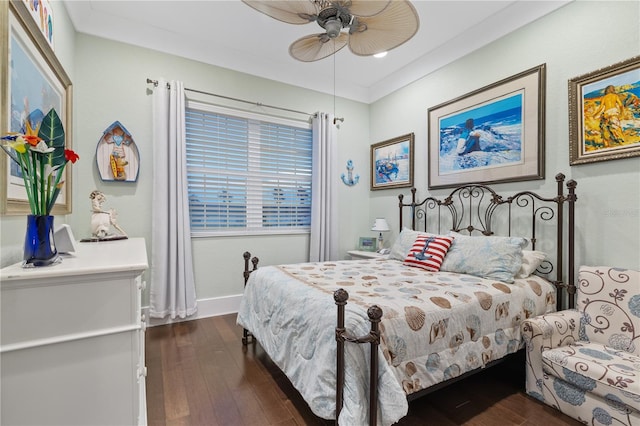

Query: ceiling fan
<box><xmin>241</xmin><ymin>0</ymin><xmax>420</xmax><ymax>62</ymax></box>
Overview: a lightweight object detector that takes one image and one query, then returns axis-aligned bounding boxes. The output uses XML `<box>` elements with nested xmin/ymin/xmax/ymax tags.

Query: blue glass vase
<box><xmin>23</xmin><ymin>215</ymin><xmax>60</xmax><ymax>268</ymax></box>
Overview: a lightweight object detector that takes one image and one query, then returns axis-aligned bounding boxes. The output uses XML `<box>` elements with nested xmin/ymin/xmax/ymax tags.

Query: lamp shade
<box><xmin>371</xmin><ymin>218</ymin><xmax>390</xmax><ymax>232</ymax></box>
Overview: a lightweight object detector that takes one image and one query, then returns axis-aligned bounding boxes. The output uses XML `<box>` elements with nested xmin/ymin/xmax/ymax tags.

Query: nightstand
<box><xmin>347</xmin><ymin>250</ymin><xmax>385</xmax><ymax>260</ymax></box>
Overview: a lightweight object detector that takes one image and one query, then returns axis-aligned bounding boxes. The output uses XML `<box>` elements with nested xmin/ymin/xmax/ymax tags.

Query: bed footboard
<box><xmin>242</xmin><ymin>251</ymin><xmax>259</xmax><ymax>345</ymax></box>
<box><xmin>334</xmin><ymin>289</ymin><xmax>382</xmax><ymax>426</ymax></box>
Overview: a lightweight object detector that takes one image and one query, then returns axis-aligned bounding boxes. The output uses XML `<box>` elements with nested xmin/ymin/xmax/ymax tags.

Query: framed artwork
<box><xmin>358</xmin><ymin>237</ymin><xmax>377</xmax><ymax>252</ymax></box>
<box><xmin>1</xmin><ymin>0</ymin><xmax>73</xmax><ymax>215</ymax></box>
<box><xmin>427</xmin><ymin>64</ymin><xmax>545</xmax><ymax>190</ymax></box>
<box><xmin>370</xmin><ymin>133</ymin><xmax>414</xmax><ymax>191</ymax></box>
<box><xmin>569</xmin><ymin>56</ymin><xmax>640</xmax><ymax>165</ymax></box>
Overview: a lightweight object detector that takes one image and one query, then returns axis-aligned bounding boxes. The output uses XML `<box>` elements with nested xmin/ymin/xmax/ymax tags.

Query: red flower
<box><xmin>65</xmin><ymin>149</ymin><xmax>80</xmax><ymax>163</ymax></box>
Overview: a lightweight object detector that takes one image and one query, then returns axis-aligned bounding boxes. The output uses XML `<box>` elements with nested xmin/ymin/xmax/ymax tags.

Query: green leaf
<box><xmin>37</xmin><ymin>108</ymin><xmax>66</xmax><ymax>168</ymax></box>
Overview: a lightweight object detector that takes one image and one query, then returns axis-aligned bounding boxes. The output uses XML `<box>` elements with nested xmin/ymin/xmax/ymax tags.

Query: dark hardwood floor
<box><xmin>145</xmin><ymin>314</ymin><xmax>582</xmax><ymax>426</ymax></box>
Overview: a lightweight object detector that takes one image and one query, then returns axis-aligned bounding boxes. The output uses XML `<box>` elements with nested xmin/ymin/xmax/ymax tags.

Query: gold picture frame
<box><xmin>1</xmin><ymin>0</ymin><xmax>73</xmax><ymax>215</ymax></box>
<box><xmin>569</xmin><ymin>55</ymin><xmax>640</xmax><ymax>165</ymax></box>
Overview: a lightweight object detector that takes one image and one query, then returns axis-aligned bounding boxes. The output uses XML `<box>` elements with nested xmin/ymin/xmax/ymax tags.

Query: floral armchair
<box><xmin>521</xmin><ymin>266</ymin><xmax>640</xmax><ymax>425</ymax></box>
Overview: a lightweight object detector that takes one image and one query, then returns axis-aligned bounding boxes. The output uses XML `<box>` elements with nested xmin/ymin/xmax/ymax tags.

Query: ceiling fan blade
<box><xmin>289</xmin><ymin>33</ymin><xmax>348</xmax><ymax>62</ymax></box>
<box><xmin>341</xmin><ymin>0</ymin><xmax>391</xmax><ymax>18</ymax></box>
<box><xmin>242</xmin><ymin>0</ymin><xmax>318</xmax><ymax>24</ymax></box>
<box><xmin>348</xmin><ymin>0</ymin><xmax>419</xmax><ymax>56</ymax></box>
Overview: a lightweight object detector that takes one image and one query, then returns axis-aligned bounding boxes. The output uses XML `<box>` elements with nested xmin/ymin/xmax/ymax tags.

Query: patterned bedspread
<box><xmin>236</xmin><ymin>258</ymin><xmax>557</xmax><ymax>425</ymax></box>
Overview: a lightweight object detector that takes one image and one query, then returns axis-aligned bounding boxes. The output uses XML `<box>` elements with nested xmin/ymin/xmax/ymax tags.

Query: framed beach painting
<box><xmin>1</xmin><ymin>0</ymin><xmax>72</xmax><ymax>215</ymax></box>
<box><xmin>370</xmin><ymin>133</ymin><xmax>414</xmax><ymax>191</ymax></box>
<box><xmin>427</xmin><ymin>65</ymin><xmax>545</xmax><ymax>190</ymax></box>
<box><xmin>569</xmin><ymin>56</ymin><xmax>640</xmax><ymax>165</ymax></box>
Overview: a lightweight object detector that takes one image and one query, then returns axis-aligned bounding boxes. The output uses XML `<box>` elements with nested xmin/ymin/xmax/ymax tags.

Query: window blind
<box><xmin>185</xmin><ymin>102</ymin><xmax>313</xmax><ymax>235</ymax></box>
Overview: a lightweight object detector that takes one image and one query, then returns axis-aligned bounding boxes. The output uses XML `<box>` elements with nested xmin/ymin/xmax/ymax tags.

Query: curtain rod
<box><xmin>146</xmin><ymin>78</ymin><xmax>317</xmax><ymax>118</ymax></box>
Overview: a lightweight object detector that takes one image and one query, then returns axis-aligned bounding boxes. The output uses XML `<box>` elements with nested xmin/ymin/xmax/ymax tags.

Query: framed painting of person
<box><xmin>569</xmin><ymin>56</ymin><xmax>640</xmax><ymax>165</ymax></box>
<box><xmin>427</xmin><ymin>65</ymin><xmax>545</xmax><ymax>190</ymax></box>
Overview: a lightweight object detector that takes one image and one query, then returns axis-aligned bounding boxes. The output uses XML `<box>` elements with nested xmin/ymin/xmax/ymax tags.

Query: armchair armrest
<box><xmin>521</xmin><ymin>310</ymin><xmax>582</xmax><ymax>351</ymax></box>
<box><xmin>521</xmin><ymin>310</ymin><xmax>582</xmax><ymax>398</ymax></box>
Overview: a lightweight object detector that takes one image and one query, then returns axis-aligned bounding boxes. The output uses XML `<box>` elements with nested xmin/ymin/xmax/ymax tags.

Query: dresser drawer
<box><xmin>1</xmin><ymin>272</ymin><xmax>139</xmax><ymax>347</ymax></box>
<box><xmin>1</xmin><ymin>330</ymin><xmax>138</xmax><ymax>426</ymax></box>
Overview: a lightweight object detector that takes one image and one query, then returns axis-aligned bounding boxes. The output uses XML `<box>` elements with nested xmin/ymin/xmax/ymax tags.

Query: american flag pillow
<box><xmin>403</xmin><ymin>234</ymin><xmax>454</xmax><ymax>272</ymax></box>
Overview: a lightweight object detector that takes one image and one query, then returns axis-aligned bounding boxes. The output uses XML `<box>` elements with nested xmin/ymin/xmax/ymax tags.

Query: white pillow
<box><xmin>389</xmin><ymin>228</ymin><xmax>425</xmax><ymax>260</ymax></box>
<box><xmin>440</xmin><ymin>232</ymin><xmax>527</xmax><ymax>283</ymax></box>
<box><xmin>516</xmin><ymin>250</ymin><xmax>547</xmax><ymax>278</ymax></box>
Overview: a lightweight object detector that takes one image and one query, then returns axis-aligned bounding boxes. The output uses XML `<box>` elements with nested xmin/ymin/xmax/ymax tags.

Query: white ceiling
<box><xmin>63</xmin><ymin>0</ymin><xmax>571</xmax><ymax>104</ymax></box>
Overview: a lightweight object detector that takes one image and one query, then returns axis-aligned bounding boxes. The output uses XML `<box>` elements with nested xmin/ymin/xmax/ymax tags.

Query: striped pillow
<box><xmin>403</xmin><ymin>235</ymin><xmax>454</xmax><ymax>272</ymax></box>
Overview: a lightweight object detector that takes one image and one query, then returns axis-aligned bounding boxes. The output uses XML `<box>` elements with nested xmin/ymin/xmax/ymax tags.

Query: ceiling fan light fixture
<box><xmin>324</xmin><ymin>19</ymin><xmax>343</xmax><ymax>38</ymax></box>
<box><xmin>374</xmin><ymin>51</ymin><xmax>387</xmax><ymax>58</ymax></box>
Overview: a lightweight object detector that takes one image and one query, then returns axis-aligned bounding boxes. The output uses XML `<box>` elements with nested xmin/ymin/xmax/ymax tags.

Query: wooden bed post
<box><xmin>334</xmin><ymin>289</ymin><xmax>383</xmax><ymax>426</ymax></box>
<box><xmin>242</xmin><ymin>251</ymin><xmax>259</xmax><ymax>345</ymax></box>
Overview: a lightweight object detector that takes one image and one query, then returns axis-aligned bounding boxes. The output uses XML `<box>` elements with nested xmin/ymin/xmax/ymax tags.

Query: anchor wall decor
<box><xmin>340</xmin><ymin>160</ymin><xmax>359</xmax><ymax>186</ymax></box>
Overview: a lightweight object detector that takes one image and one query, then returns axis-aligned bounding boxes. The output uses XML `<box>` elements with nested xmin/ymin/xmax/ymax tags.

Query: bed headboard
<box><xmin>397</xmin><ymin>173</ymin><xmax>577</xmax><ymax>310</ymax></box>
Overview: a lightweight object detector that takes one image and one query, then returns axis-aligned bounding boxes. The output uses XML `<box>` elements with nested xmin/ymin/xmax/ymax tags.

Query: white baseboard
<box><xmin>143</xmin><ymin>294</ymin><xmax>243</xmax><ymax>327</ymax></box>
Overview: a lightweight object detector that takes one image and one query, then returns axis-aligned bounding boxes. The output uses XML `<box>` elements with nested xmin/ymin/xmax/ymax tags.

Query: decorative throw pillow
<box><xmin>389</xmin><ymin>228</ymin><xmax>424</xmax><ymax>261</ymax></box>
<box><xmin>515</xmin><ymin>250</ymin><xmax>547</xmax><ymax>279</ymax></box>
<box><xmin>403</xmin><ymin>234</ymin><xmax>454</xmax><ymax>272</ymax></box>
<box><xmin>440</xmin><ymin>232</ymin><xmax>527</xmax><ymax>283</ymax></box>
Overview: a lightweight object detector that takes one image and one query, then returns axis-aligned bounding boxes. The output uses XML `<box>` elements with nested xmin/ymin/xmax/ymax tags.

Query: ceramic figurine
<box><xmin>89</xmin><ymin>190</ymin><xmax>127</xmax><ymax>239</ymax></box>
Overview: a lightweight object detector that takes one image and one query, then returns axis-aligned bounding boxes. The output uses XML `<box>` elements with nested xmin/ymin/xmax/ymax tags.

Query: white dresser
<box><xmin>1</xmin><ymin>237</ymin><xmax>149</xmax><ymax>426</ymax></box>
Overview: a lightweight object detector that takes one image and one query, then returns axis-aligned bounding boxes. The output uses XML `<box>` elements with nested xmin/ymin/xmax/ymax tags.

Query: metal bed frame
<box><xmin>242</xmin><ymin>173</ymin><xmax>577</xmax><ymax>426</ymax></box>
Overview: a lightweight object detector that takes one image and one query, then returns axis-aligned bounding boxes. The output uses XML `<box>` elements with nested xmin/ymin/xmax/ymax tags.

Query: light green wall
<box><xmin>2</xmin><ymin>1</ymin><xmax>638</xmax><ymax>309</ymax></box>
<box><xmin>68</xmin><ymin>35</ymin><xmax>370</xmax><ymax>302</ymax></box>
<box><xmin>369</xmin><ymin>0</ymin><xmax>640</xmax><ymax>270</ymax></box>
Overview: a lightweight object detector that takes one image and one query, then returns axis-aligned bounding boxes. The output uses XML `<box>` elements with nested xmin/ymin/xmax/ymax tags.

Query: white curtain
<box><xmin>309</xmin><ymin>112</ymin><xmax>339</xmax><ymax>262</ymax></box>
<box><xmin>149</xmin><ymin>79</ymin><xmax>197</xmax><ymax>319</ymax></box>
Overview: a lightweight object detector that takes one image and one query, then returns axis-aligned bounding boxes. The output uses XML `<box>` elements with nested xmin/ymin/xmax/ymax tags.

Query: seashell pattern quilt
<box><xmin>237</xmin><ymin>258</ymin><xmax>557</xmax><ymax>426</ymax></box>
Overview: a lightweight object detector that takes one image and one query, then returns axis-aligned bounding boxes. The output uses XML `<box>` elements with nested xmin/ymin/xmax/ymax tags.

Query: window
<box><xmin>185</xmin><ymin>101</ymin><xmax>313</xmax><ymax>236</ymax></box>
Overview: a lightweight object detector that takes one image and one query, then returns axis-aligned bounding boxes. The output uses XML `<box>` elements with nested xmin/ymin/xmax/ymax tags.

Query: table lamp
<box><xmin>371</xmin><ymin>218</ymin><xmax>390</xmax><ymax>251</ymax></box>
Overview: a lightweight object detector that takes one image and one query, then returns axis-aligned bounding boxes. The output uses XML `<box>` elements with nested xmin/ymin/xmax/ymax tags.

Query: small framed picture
<box><xmin>371</xmin><ymin>133</ymin><xmax>414</xmax><ymax>190</ymax></box>
<box><xmin>358</xmin><ymin>237</ymin><xmax>377</xmax><ymax>252</ymax></box>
